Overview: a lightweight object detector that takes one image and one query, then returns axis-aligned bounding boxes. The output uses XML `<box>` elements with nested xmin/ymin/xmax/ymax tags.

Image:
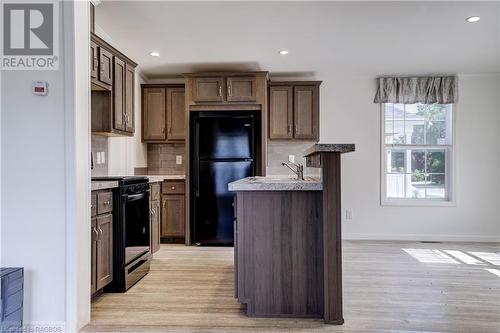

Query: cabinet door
<box><xmin>143</xmin><ymin>88</ymin><xmax>166</xmax><ymax>141</ymax></box>
<box><xmin>91</xmin><ymin>217</ymin><xmax>97</xmax><ymax>295</ymax></box>
<box><xmin>269</xmin><ymin>86</ymin><xmax>293</xmax><ymax>139</ymax></box>
<box><xmin>150</xmin><ymin>200</ymin><xmax>161</xmax><ymax>254</ymax></box>
<box><xmin>90</xmin><ymin>42</ymin><xmax>98</xmax><ymax>79</ymax></box>
<box><xmin>113</xmin><ymin>57</ymin><xmax>125</xmax><ymax>132</ymax></box>
<box><xmin>166</xmin><ymin>87</ymin><xmax>185</xmax><ymax>141</ymax></box>
<box><xmin>96</xmin><ymin>214</ymin><xmax>113</xmax><ymax>290</ymax></box>
<box><xmin>98</xmin><ymin>47</ymin><xmax>113</xmax><ymax>86</ymax></box>
<box><xmin>227</xmin><ymin>77</ymin><xmax>257</xmax><ymax>102</ymax></box>
<box><xmin>124</xmin><ymin>64</ymin><xmax>135</xmax><ymax>133</ymax></box>
<box><xmin>161</xmin><ymin>195</ymin><xmax>185</xmax><ymax>238</ymax></box>
<box><xmin>192</xmin><ymin>77</ymin><xmax>225</xmax><ymax>102</ymax></box>
<box><xmin>293</xmin><ymin>85</ymin><xmax>319</xmax><ymax>140</ymax></box>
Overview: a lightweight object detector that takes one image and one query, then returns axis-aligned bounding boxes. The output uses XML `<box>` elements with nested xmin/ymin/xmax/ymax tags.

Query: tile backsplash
<box><xmin>267</xmin><ymin>141</ymin><xmax>320</xmax><ymax>177</ymax></box>
<box><xmin>91</xmin><ymin>135</ymin><xmax>108</xmax><ymax>177</ymax></box>
<box><xmin>147</xmin><ymin>143</ymin><xmax>185</xmax><ymax>175</ymax></box>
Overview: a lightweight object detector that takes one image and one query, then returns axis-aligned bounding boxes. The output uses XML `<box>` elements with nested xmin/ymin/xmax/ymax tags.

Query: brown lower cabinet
<box><xmin>91</xmin><ymin>191</ymin><xmax>114</xmax><ymax>297</ymax></box>
<box><xmin>160</xmin><ymin>180</ymin><xmax>186</xmax><ymax>242</ymax></box>
<box><xmin>150</xmin><ymin>183</ymin><xmax>161</xmax><ymax>254</ymax></box>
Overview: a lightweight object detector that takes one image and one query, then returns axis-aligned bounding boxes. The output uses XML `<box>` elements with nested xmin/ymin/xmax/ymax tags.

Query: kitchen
<box><xmin>87</xmin><ymin>0</ymin><xmax>357</xmax><ymax>325</ymax></box>
<box><xmin>1</xmin><ymin>1</ymin><xmax>499</xmax><ymax>333</ymax></box>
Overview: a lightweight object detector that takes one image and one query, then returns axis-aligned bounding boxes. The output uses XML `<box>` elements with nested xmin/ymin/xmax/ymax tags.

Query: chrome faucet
<box><xmin>281</xmin><ymin>161</ymin><xmax>304</xmax><ymax>180</ymax></box>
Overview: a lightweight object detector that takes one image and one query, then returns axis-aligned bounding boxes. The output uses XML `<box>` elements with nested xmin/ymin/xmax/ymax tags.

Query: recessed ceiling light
<box><xmin>466</xmin><ymin>16</ymin><xmax>480</xmax><ymax>23</ymax></box>
<box><xmin>279</xmin><ymin>50</ymin><xmax>289</xmax><ymax>55</ymax></box>
<box><xmin>150</xmin><ymin>51</ymin><xmax>160</xmax><ymax>57</ymax></box>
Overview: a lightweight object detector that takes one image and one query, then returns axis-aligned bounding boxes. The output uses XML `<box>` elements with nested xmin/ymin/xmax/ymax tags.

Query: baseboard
<box><xmin>343</xmin><ymin>233</ymin><xmax>500</xmax><ymax>243</ymax></box>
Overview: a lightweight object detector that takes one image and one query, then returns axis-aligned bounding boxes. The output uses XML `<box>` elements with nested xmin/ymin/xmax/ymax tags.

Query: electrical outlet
<box><xmin>345</xmin><ymin>209</ymin><xmax>353</xmax><ymax>221</ymax></box>
<box><xmin>96</xmin><ymin>152</ymin><xmax>102</xmax><ymax>164</ymax></box>
<box><xmin>288</xmin><ymin>155</ymin><xmax>295</xmax><ymax>163</ymax></box>
<box><xmin>176</xmin><ymin>155</ymin><xmax>183</xmax><ymax>165</ymax></box>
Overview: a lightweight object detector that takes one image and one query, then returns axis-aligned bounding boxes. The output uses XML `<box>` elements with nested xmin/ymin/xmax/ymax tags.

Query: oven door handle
<box><xmin>123</xmin><ymin>191</ymin><xmax>149</xmax><ymax>202</ymax></box>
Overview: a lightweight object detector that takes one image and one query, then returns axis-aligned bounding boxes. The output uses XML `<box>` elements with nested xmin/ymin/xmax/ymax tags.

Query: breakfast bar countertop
<box><xmin>228</xmin><ymin>176</ymin><xmax>322</xmax><ymax>191</ymax></box>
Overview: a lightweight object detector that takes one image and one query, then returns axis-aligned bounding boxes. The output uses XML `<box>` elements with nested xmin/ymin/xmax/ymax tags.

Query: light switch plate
<box><xmin>288</xmin><ymin>155</ymin><xmax>295</xmax><ymax>163</ymax></box>
<box><xmin>101</xmin><ymin>151</ymin><xmax>106</xmax><ymax>164</ymax></box>
<box><xmin>176</xmin><ymin>155</ymin><xmax>183</xmax><ymax>165</ymax></box>
<box><xmin>96</xmin><ymin>152</ymin><xmax>102</xmax><ymax>164</ymax></box>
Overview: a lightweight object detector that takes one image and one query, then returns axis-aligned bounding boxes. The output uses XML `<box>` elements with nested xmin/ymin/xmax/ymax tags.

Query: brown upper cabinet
<box><xmin>91</xmin><ymin>33</ymin><xmax>137</xmax><ymax>137</ymax></box>
<box><xmin>142</xmin><ymin>84</ymin><xmax>186</xmax><ymax>143</ymax></box>
<box><xmin>268</xmin><ymin>81</ymin><xmax>321</xmax><ymax>141</ymax></box>
<box><xmin>226</xmin><ymin>77</ymin><xmax>257</xmax><ymax>102</ymax></box>
<box><xmin>192</xmin><ymin>77</ymin><xmax>225</xmax><ymax>102</ymax></box>
<box><xmin>98</xmin><ymin>47</ymin><xmax>113</xmax><ymax>87</ymax></box>
<box><xmin>90</xmin><ymin>41</ymin><xmax>98</xmax><ymax>80</ymax></box>
<box><xmin>190</xmin><ymin>74</ymin><xmax>258</xmax><ymax>103</ymax></box>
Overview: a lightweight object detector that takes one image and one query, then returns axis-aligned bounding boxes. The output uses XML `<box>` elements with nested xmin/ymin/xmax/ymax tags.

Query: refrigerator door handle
<box><xmin>195</xmin><ymin>122</ymin><xmax>201</xmax><ymax>198</ymax></box>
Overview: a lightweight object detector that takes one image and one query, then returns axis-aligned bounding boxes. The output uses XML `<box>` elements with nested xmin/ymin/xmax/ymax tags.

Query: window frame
<box><xmin>380</xmin><ymin>103</ymin><xmax>457</xmax><ymax>207</ymax></box>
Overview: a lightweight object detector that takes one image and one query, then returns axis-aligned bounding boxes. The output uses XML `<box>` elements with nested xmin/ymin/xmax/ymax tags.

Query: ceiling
<box><xmin>95</xmin><ymin>1</ymin><xmax>500</xmax><ymax>79</ymax></box>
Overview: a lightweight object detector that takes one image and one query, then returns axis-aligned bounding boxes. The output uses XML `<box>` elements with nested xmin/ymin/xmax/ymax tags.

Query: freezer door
<box><xmin>197</xmin><ymin>116</ymin><xmax>254</xmax><ymax>160</ymax></box>
<box><xmin>194</xmin><ymin>160</ymin><xmax>253</xmax><ymax>245</ymax></box>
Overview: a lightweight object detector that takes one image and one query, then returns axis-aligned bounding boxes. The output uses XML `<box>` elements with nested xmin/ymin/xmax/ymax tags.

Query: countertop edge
<box><xmin>303</xmin><ymin>144</ymin><xmax>355</xmax><ymax>157</ymax></box>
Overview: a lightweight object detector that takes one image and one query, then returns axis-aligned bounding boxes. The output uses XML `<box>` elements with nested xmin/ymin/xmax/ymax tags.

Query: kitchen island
<box><xmin>228</xmin><ymin>144</ymin><xmax>354</xmax><ymax>324</ymax></box>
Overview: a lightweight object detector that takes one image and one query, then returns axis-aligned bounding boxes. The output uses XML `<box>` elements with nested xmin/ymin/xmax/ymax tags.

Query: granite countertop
<box><xmin>91</xmin><ymin>181</ymin><xmax>119</xmax><ymax>191</ymax></box>
<box><xmin>142</xmin><ymin>175</ymin><xmax>185</xmax><ymax>183</ymax></box>
<box><xmin>303</xmin><ymin>144</ymin><xmax>355</xmax><ymax>157</ymax></box>
<box><xmin>228</xmin><ymin>176</ymin><xmax>322</xmax><ymax>192</ymax></box>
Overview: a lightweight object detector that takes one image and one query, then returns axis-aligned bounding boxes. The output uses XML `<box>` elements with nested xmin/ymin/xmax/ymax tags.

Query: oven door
<box><xmin>122</xmin><ymin>191</ymin><xmax>150</xmax><ymax>265</ymax></box>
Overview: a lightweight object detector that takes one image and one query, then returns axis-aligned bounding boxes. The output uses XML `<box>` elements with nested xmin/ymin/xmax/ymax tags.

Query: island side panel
<box><xmin>321</xmin><ymin>152</ymin><xmax>344</xmax><ymax>324</ymax></box>
<box><xmin>235</xmin><ymin>191</ymin><xmax>323</xmax><ymax>318</ymax></box>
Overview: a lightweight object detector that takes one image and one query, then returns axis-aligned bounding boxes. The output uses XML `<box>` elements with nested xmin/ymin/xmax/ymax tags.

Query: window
<box><xmin>382</xmin><ymin>103</ymin><xmax>453</xmax><ymax>204</ymax></box>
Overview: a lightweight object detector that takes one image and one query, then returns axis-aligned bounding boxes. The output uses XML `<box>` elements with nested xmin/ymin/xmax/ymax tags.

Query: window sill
<box><xmin>381</xmin><ymin>199</ymin><xmax>456</xmax><ymax>207</ymax></box>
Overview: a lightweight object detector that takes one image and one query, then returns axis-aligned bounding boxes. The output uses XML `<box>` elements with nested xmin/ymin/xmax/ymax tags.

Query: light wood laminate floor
<box><xmin>83</xmin><ymin>241</ymin><xmax>500</xmax><ymax>333</ymax></box>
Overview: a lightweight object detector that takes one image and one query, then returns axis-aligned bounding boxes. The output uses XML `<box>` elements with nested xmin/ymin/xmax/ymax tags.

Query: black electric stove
<box><xmin>92</xmin><ymin>176</ymin><xmax>151</xmax><ymax>292</ymax></box>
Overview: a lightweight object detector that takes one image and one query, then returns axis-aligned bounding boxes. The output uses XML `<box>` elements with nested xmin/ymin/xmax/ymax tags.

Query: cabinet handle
<box><xmin>104</xmin><ymin>201</ymin><xmax>111</xmax><ymax>205</ymax></box>
<box><xmin>227</xmin><ymin>83</ymin><xmax>232</xmax><ymax>97</ymax></box>
<box><xmin>90</xmin><ymin>204</ymin><xmax>94</xmax><ymax>209</ymax></box>
<box><xmin>218</xmin><ymin>85</ymin><xmax>222</xmax><ymax>97</ymax></box>
<box><xmin>171</xmin><ymin>186</ymin><xmax>176</xmax><ymax>190</ymax></box>
<box><xmin>92</xmin><ymin>227</ymin><xmax>99</xmax><ymax>241</ymax></box>
<box><xmin>97</xmin><ymin>227</ymin><xmax>103</xmax><ymax>240</ymax></box>
<box><xmin>287</xmin><ymin>125</ymin><xmax>291</xmax><ymax>134</ymax></box>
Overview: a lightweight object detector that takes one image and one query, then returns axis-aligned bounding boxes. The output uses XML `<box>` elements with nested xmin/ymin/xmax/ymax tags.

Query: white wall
<box><xmin>1</xmin><ymin>2</ymin><xmax>88</xmax><ymax>331</ymax></box>
<box><xmin>313</xmin><ymin>73</ymin><xmax>500</xmax><ymax>242</ymax></box>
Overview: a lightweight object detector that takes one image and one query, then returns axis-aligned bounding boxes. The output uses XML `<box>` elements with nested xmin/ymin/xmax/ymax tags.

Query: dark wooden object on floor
<box><xmin>161</xmin><ymin>180</ymin><xmax>186</xmax><ymax>242</ymax></box>
<box><xmin>235</xmin><ymin>191</ymin><xmax>324</xmax><ymax>318</ymax></box>
<box><xmin>91</xmin><ymin>190</ymin><xmax>114</xmax><ymax>297</ymax></box>
<box><xmin>232</xmin><ymin>144</ymin><xmax>354</xmax><ymax>324</ymax></box>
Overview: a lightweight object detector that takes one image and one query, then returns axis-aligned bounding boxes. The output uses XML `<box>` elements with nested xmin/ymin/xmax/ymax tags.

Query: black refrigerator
<box><xmin>191</xmin><ymin>112</ymin><xmax>257</xmax><ymax>245</ymax></box>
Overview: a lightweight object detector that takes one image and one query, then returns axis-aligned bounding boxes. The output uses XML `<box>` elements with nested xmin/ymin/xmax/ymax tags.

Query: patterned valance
<box><xmin>374</xmin><ymin>76</ymin><xmax>458</xmax><ymax>104</ymax></box>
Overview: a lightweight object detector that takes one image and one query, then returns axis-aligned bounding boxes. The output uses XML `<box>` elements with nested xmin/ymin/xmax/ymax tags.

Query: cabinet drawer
<box><xmin>91</xmin><ymin>194</ymin><xmax>97</xmax><ymax>217</ymax></box>
<box><xmin>162</xmin><ymin>181</ymin><xmax>185</xmax><ymax>194</ymax></box>
<box><xmin>150</xmin><ymin>183</ymin><xmax>161</xmax><ymax>201</ymax></box>
<box><xmin>97</xmin><ymin>192</ymin><xmax>113</xmax><ymax>214</ymax></box>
